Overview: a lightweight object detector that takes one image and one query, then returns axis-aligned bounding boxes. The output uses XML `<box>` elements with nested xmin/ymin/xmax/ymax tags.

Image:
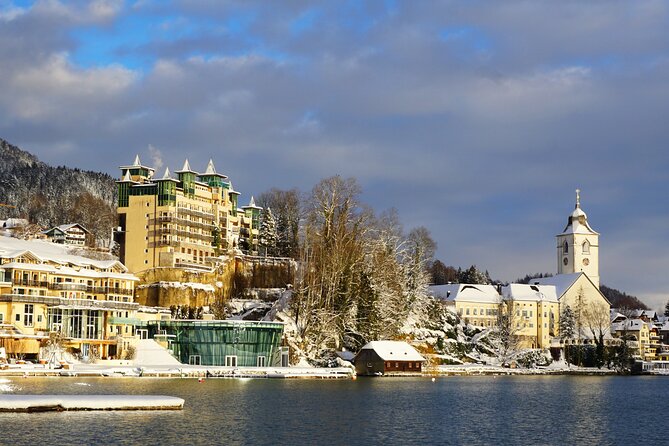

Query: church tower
<box><xmin>556</xmin><ymin>189</ymin><xmax>600</xmax><ymax>288</ymax></box>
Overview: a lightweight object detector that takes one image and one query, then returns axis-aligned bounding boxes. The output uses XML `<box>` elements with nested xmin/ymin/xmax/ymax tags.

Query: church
<box><xmin>534</xmin><ymin>190</ymin><xmax>611</xmax><ymax>337</ymax></box>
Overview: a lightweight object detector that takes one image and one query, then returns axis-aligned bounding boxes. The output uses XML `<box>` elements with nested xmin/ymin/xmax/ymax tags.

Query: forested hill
<box><xmin>600</xmin><ymin>285</ymin><xmax>650</xmax><ymax>310</ymax></box>
<box><xmin>0</xmin><ymin>137</ymin><xmax>117</xmax><ymax>243</ymax></box>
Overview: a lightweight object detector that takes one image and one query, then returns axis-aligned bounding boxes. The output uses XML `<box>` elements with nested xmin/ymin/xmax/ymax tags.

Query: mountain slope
<box><xmin>0</xmin><ymin>137</ymin><xmax>117</xmax><ymax>243</ymax></box>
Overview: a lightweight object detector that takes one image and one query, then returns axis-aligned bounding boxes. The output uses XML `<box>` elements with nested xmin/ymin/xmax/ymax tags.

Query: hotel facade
<box><xmin>0</xmin><ymin>236</ymin><xmax>139</xmax><ymax>360</ymax></box>
<box><xmin>117</xmin><ymin>156</ymin><xmax>261</xmax><ymax>274</ymax></box>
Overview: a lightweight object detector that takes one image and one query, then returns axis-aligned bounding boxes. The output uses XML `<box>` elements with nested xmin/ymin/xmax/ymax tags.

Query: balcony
<box><xmin>0</xmin><ymin>294</ymin><xmax>138</xmax><ymax>310</ymax></box>
<box><xmin>13</xmin><ymin>279</ymin><xmax>50</xmax><ymax>288</ymax></box>
<box><xmin>52</xmin><ymin>283</ymin><xmax>88</xmax><ymax>292</ymax></box>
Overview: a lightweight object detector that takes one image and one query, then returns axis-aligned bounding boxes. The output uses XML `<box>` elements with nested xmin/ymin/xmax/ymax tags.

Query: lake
<box><xmin>0</xmin><ymin>375</ymin><xmax>665</xmax><ymax>445</ymax></box>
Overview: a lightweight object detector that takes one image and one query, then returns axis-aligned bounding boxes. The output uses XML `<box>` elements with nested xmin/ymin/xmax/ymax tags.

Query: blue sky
<box><xmin>1</xmin><ymin>0</ymin><xmax>669</xmax><ymax>308</ymax></box>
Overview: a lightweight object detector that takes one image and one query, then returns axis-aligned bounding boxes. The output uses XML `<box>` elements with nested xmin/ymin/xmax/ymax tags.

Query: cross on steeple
<box><xmin>575</xmin><ymin>188</ymin><xmax>581</xmax><ymax>209</ymax></box>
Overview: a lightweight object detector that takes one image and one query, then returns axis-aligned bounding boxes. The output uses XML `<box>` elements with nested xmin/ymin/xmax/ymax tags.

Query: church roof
<box><xmin>533</xmin><ymin>273</ymin><xmax>610</xmax><ymax>305</ymax></box>
<box><xmin>558</xmin><ymin>189</ymin><xmax>598</xmax><ymax>236</ymax></box>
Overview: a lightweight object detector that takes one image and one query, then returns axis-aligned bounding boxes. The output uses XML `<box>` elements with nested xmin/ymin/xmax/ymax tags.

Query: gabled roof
<box><xmin>0</xmin><ymin>235</ymin><xmax>133</xmax><ymax>275</ymax></box>
<box><xmin>57</xmin><ymin>223</ymin><xmax>89</xmax><ymax>234</ymax></box>
<box><xmin>503</xmin><ymin>283</ymin><xmax>558</xmax><ymax>302</ymax></box>
<box><xmin>533</xmin><ymin>272</ymin><xmax>611</xmax><ymax>305</ymax></box>
<box><xmin>358</xmin><ymin>341</ymin><xmax>425</xmax><ymax>362</ymax></box>
<box><xmin>429</xmin><ymin>283</ymin><xmax>500</xmax><ymax>303</ymax></box>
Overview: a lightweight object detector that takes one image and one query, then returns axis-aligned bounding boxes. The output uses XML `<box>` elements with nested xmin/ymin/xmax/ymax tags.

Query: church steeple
<box><xmin>556</xmin><ymin>189</ymin><xmax>600</xmax><ymax>288</ymax></box>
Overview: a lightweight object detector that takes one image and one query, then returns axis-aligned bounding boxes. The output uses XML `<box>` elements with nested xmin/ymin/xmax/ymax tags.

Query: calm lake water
<box><xmin>0</xmin><ymin>375</ymin><xmax>666</xmax><ymax>445</ymax></box>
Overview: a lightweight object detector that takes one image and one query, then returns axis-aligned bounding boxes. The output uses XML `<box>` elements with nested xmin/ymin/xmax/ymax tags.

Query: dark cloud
<box><xmin>1</xmin><ymin>1</ymin><xmax>669</xmax><ymax>307</ymax></box>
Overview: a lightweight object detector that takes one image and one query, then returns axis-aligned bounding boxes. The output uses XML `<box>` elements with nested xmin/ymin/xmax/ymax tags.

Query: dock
<box><xmin>0</xmin><ymin>395</ymin><xmax>185</xmax><ymax>412</ymax></box>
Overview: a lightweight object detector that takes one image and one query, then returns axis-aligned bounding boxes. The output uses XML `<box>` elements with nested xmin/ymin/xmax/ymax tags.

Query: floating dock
<box><xmin>0</xmin><ymin>395</ymin><xmax>184</xmax><ymax>412</ymax></box>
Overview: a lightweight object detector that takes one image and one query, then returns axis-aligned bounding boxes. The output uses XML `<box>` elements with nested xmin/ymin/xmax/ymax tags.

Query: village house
<box><xmin>42</xmin><ymin>223</ymin><xmax>90</xmax><ymax>246</ymax></box>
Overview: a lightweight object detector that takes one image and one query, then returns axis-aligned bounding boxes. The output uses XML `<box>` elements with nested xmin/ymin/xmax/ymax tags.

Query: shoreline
<box><xmin>0</xmin><ymin>363</ymin><xmax>645</xmax><ymax>379</ymax></box>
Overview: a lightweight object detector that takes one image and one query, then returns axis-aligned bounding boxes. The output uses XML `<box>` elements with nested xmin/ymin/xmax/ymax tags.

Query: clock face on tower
<box><xmin>563</xmin><ymin>257</ymin><xmax>568</xmax><ymax>266</ymax></box>
<box><xmin>582</xmin><ymin>258</ymin><xmax>590</xmax><ymax>266</ymax></box>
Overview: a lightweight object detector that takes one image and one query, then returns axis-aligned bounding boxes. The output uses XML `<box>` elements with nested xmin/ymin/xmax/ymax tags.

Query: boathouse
<box><xmin>354</xmin><ymin>340</ymin><xmax>425</xmax><ymax>376</ymax></box>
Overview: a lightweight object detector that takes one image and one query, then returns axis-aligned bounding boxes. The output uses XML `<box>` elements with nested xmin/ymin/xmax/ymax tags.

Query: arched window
<box><xmin>582</xmin><ymin>240</ymin><xmax>590</xmax><ymax>254</ymax></box>
<box><xmin>563</xmin><ymin>241</ymin><xmax>569</xmax><ymax>254</ymax></box>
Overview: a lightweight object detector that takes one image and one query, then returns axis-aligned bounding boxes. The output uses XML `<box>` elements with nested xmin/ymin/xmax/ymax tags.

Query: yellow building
<box><xmin>0</xmin><ymin>235</ymin><xmax>140</xmax><ymax>360</ymax></box>
<box><xmin>430</xmin><ymin>283</ymin><xmax>559</xmax><ymax>349</ymax></box>
<box><xmin>117</xmin><ymin>156</ymin><xmax>262</xmax><ymax>274</ymax></box>
<box><xmin>611</xmin><ymin>318</ymin><xmax>660</xmax><ymax>361</ymax></box>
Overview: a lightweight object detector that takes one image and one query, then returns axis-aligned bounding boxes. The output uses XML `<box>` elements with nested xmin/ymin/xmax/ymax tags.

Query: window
<box><xmin>24</xmin><ymin>304</ymin><xmax>34</xmax><ymax>327</ymax></box>
<box><xmin>257</xmin><ymin>356</ymin><xmax>267</xmax><ymax>367</ymax></box>
<box><xmin>473</xmin><ymin>309</ymin><xmax>477</xmax><ymax>315</ymax></box>
<box><xmin>16</xmin><ymin>314</ymin><xmax>21</xmax><ymax>322</ymax></box>
<box><xmin>582</xmin><ymin>240</ymin><xmax>590</xmax><ymax>254</ymax></box>
<box><xmin>564</xmin><ymin>241</ymin><xmax>569</xmax><ymax>253</ymax></box>
<box><xmin>466</xmin><ymin>308</ymin><xmax>470</xmax><ymax>315</ymax></box>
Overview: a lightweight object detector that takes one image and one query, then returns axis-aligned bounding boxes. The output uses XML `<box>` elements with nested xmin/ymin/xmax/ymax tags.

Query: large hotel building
<box><xmin>117</xmin><ymin>156</ymin><xmax>261</xmax><ymax>273</ymax></box>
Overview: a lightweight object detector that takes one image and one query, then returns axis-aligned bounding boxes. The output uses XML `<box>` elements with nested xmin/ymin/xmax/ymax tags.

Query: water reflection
<box><xmin>1</xmin><ymin>376</ymin><xmax>669</xmax><ymax>445</ymax></box>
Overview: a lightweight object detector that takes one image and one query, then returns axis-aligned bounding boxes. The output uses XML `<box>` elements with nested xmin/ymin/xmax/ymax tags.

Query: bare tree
<box><xmin>292</xmin><ymin>176</ymin><xmax>369</xmax><ymax>352</ymax></box>
<box><xmin>583</xmin><ymin>301</ymin><xmax>611</xmax><ymax>368</ymax></box>
<box><xmin>494</xmin><ymin>296</ymin><xmax>522</xmax><ymax>365</ymax></box>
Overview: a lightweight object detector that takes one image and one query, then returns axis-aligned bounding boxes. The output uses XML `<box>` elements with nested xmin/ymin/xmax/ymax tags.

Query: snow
<box><xmin>137</xmin><ymin>281</ymin><xmax>215</xmax><ymax>292</ymax></box>
<box><xmin>503</xmin><ymin>284</ymin><xmax>558</xmax><ymax>302</ymax></box>
<box><xmin>360</xmin><ymin>340</ymin><xmax>425</xmax><ymax>362</ymax></box>
<box><xmin>533</xmin><ymin>273</ymin><xmax>582</xmax><ymax>298</ymax></box>
<box><xmin>133</xmin><ymin>339</ymin><xmax>182</xmax><ymax>367</ymax></box>
<box><xmin>430</xmin><ymin>284</ymin><xmax>501</xmax><ymax>303</ymax></box>
<box><xmin>0</xmin><ymin>235</ymin><xmax>133</xmax><ymax>276</ymax></box>
<box><xmin>0</xmin><ymin>395</ymin><xmax>184</xmax><ymax>411</ymax></box>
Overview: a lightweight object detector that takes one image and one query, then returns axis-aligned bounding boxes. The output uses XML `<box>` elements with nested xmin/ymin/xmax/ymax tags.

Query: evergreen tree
<box><xmin>664</xmin><ymin>299</ymin><xmax>669</xmax><ymax>317</ymax></box>
<box><xmin>459</xmin><ymin>265</ymin><xmax>489</xmax><ymax>284</ymax></box>
<box><xmin>560</xmin><ymin>305</ymin><xmax>576</xmax><ymax>341</ymax></box>
<box><xmin>258</xmin><ymin>207</ymin><xmax>278</xmax><ymax>256</ymax></box>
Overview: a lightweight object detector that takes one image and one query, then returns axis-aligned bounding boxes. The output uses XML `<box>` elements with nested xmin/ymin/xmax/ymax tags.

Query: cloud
<box><xmin>0</xmin><ymin>1</ymin><xmax>668</xmax><ymax>304</ymax></box>
<box><xmin>147</xmin><ymin>143</ymin><xmax>163</xmax><ymax>172</ymax></box>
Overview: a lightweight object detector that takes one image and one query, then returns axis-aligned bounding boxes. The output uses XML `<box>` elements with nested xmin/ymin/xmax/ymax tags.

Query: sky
<box><xmin>1</xmin><ymin>0</ymin><xmax>669</xmax><ymax>309</ymax></box>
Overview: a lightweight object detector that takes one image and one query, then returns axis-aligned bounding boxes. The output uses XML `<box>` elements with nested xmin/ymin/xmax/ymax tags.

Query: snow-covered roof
<box><xmin>430</xmin><ymin>283</ymin><xmax>500</xmax><ymax>303</ymax></box>
<box><xmin>0</xmin><ymin>235</ymin><xmax>134</xmax><ymax>277</ymax></box>
<box><xmin>243</xmin><ymin>196</ymin><xmax>262</xmax><ymax>210</ymax></box>
<box><xmin>175</xmin><ymin>158</ymin><xmax>197</xmax><ymax>174</ymax></box>
<box><xmin>611</xmin><ymin>319</ymin><xmax>647</xmax><ymax>333</ymax></box>
<box><xmin>56</xmin><ymin>223</ymin><xmax>89</xmax><ymax>233</ymax></box>
<box><xmin>118</xmin><ymin>155</ymin><xmax>155</xmax><ymax>173</ymax></box>
<box><xmin>359</xmin><ymin>341</ymin><xmax>425</xmax><ymax>362</ymax></box>
<box><xmin>201</xmin><ymin>159</ymin><xmax>227</xmax><ymax>179</ymax></box>
<box><xmin>1</xmin><ymin>218</ymin><xmax>28</xmax><ymax>229</ymax></box>
<box><xmin>558</xmin><ymin>191</ymin><xmax>598</xmax><ymax>236</ymax></box>
<box><xmin>502</xmin><ymin>284</ymin><xmax>558</xmax><ymax>302</ymax></box>
<box><xmin>532</xmin><ymin>273</ymin><xmax>582</xmax><ymax>298</ymax></box>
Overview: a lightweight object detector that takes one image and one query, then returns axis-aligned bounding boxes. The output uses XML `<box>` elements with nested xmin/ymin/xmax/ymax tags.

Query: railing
<box><xmin>0</xmin><ymin>293</ymin><xmax>138</xmax><ymax>310</ymax></box>
<box><xmin>52</xmin><ymin>283</ymin><xmax>88</xmax><ymax>292</ymax></box>
<box><xmin>13</xmin><ymin>279</ymin><xmax>50</xmax><ymax>288</ymax></box>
